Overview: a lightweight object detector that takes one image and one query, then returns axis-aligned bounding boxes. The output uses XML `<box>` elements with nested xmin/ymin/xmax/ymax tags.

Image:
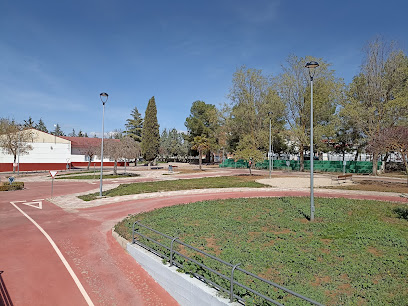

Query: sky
<box><xmin>1</xmin><ymin>0</ymin><xmax>408</xmax><ymax>136</ymax></box>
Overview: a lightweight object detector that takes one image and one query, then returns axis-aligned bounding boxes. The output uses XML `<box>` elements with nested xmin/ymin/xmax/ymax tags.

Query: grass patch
<box><xmin>78</xmin><ymin>176</ymin><xmax>267</xmax><ymax>201</ymax></box>
<box><xmin>116</xmin><ymin>197</ymin><xmax>408</xmax><ymax>305</ymax></box>
<box><xmin>57</xmin><ymin>173</ymin><xmax>140</xmax><ymax>180</ymax></box>
<box><xmin>329</xmin><ymin>180</ymin><xmax>408</xmax><ymax>193</ymax></box>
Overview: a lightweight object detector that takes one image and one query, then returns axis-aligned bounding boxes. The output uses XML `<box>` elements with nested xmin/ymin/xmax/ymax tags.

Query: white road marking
<box><xmin>21</xmin><ymin>200</ymin><xmax>43</xmax><ymax>209</ymax></box>
<box><xmin>10</xmin><ymin>201</ymin><xmax>94</xmax><ymax>306</ymax></box>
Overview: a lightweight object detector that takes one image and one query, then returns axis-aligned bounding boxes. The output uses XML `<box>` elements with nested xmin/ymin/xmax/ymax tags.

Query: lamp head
<box><xmin>305</xmin><ymin>61</ymin><xmax>319</xmax><ymax>79</ymax></box>
<box><xmin>100</xmin><ymin>92</ymin><xmax>109</xmax><ymax>104</ymax></box>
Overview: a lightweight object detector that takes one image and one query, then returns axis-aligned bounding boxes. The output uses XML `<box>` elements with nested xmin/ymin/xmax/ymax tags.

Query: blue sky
<box><xmin>1</xmin><ymin>0</ymin><xmax>407</xmax><ymax>136</ymax></box>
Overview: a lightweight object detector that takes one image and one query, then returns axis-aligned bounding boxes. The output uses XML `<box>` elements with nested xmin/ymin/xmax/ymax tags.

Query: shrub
<box><xmin>394</xmin><ymin>206</ymin><xmax>408</xmax><ymax>220</ymax></box>
<box><xmin>0</xmin><ymin>181</ymin><xmax>24</xmax><ymax>191</ymax></box>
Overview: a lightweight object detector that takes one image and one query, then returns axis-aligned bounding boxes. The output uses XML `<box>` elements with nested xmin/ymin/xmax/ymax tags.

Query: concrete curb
<box><xmin>111</xmin><ymin>228</ymin><xmax>238</xmax><ymax>306</ymax></box>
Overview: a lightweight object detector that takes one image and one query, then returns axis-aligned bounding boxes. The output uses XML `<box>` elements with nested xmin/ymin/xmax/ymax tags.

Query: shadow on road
<box><xmin>0</xmin><ymin>271</ymin><xmax>13</xmax><ymax>306</ymax></box>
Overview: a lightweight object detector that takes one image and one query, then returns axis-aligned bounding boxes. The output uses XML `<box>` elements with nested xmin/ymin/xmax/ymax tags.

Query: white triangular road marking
<box><xmin>21</xmin><ymin>200</ymin><xmax>43</xmax><ymax>209</ymax></box>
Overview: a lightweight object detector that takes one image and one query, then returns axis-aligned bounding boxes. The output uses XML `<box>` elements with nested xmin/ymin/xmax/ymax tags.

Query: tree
<box><xmin>35</xmin><ymin>119</ymin><xmax>48</xmax><ymax>133</ymax></box>
<box><xmin>341</xmin><ymin>37</ymin><xmax>408</xmax><ymax>175</ymax></box>
<box><xmin>79</xmin><ymin>142</ymin><xmax>100</xmax><ymax>170</ymax></box>
<box><xmin>125</xmin><ymin>107</ymin><xmax>143</xmax><ymax>142</ymax></box>
<box><xmin>69</xmin><ymin>129</ymin><xmax>77</xmax><ymax>137</ymax></box>
<box><xmin>367</xmin><ymin>126</ymin><xmax>408</xmax><ymax>183</ymax></box>
<box><xmin>120</xmin><ymin>136</ymin><xmax>141</xmax><ymax>165</ymax></box>
<box><xmin>191</xmin><ymin>135</ymin><xmax>210</xmax><ymax>170</ymax></box>
<box><xmin>274</xmin><ymin>55</ymin><xmax>344</xmax><ymax>171</ymax></box>
<box><xmin>103</xmin><ymin>139</ymin><xmax>122</xmax><ymax>175</ymax></box>
<box><xmin>226</xmin><ymin>66</ymin><xmax>286</xmax><ymax>157</ymax></box>
<box><xmin>233</xmin><ymin>135</ymin><xmax>264</xmax><ymax>175</ymax></box>
<box><xmin>77</xmin><ymin>130</ymin><xmax>84</xmax><ymax>137</ymax></box>
<box><xmin>185</xmin><ymin>100</ymin><xmax>220</xmax><ymax>162</ymax></box>
<box><xmin>0</xmin><ymin>118</ymin><xmax>34</xmax><ymax>173</ymax></box>
<box><xmin>160</xmin><ymin>128</ymin><xmax>188</xmax><ymax>160</ymax></box>
<box><xmin>141</xmin><ymin>97</ymin><xmax>160</xmax><ymax>163</ymax></box>
<box><xmin>23</xmin><ymin>117</ymin><xmax>35</xmax><ymax>128</ymax></box>
<box><xmin>52</xmin><ymin>124</ymin><xmax>65</xmax><ymax>136</ymax></box>
<box><xmin>84</xmin><ymin>133</ymin><xmax>89</xmax><ymax>138</ymax></box>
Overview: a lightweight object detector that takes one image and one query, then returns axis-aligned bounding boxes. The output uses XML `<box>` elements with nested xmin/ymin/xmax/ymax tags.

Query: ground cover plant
<box><xmin>328</xmin><ymin>179</ymin><xmax>408</xmax><ymax>194</ymax></box>
<box><xmin>115</xmin><ymin>197</ymin><xmax>408</xmax><ymax>305</ymax></box>
<box><xmin>79</xmin><ymin>176</ymin><xmax>267</xmax><ymax>201</ymax></box>
<box><xmin>0</xmin><ymin>181</ymin><xmax>24</xmax><ymax>191</ymax></box>
<box><xmin>57</xmin><ymin>173</ymin><xmax>140</xmax><ymax>180</ymax></box>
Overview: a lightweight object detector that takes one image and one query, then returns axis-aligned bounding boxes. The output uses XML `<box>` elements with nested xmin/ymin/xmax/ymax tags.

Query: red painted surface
<box><xmin>71</xmin><ymin>162</ymin><xmax>127</xmax><ymax>168</ymax></box>
<box><xmin>0</xmin><ymin>163</ymin><xmax>68</xmax><ymax>172</ymax></box>
<box><xmin>0</xmin><ymin>162</ymin><xmax>128</xmax><ymax>172</ymax></box>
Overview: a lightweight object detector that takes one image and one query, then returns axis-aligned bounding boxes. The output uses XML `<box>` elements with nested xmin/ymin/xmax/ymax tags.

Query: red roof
<box><xmin>61</xmin><ymin>136</ymin><xmax>119</xmax><ymax>148</ymax></box>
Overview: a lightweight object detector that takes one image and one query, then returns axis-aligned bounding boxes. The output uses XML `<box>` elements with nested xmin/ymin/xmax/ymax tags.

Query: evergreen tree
<box><xmin>69</xmin><ymin>129</ymin><xmax>77</xmax><ymax>137</ymax></box>
<box><xmin>35</xmin><ymin>119</ymin><xmax>48</xmax><ymax>133</ymax></box>
<box><xmin>52</xmin><ymin>124</ymin><xmax>65</xmax><ymax>136</ymax></box>
<box><xmin>78</xmin><ymin>130</ymin><xmax>84</xmax><ymax>137</ymax></box>
<box><xmin>23</xmin><ymin>117</ymin><xmax>35</xmax><ymax>128</ymax></box>
<box><xmin>125</xmin><ymin>107</ymin><xmax>143</xmax><ymax>142</ymax></box>
<box><xmin>84</xmin><ymin>133</ymin><xmax>89</xmax><ymax>137</ymax></box>
<box><xmin>141</xmin><ymin>96</ymin><xmax>160</xmax><ymax>162</ymax></box>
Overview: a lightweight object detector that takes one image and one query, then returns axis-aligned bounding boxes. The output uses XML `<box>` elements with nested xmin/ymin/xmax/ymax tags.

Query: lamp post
<box><xmin>99</xmin><ymin>92</ymin><xmax>109</xmax><ymax>197</ymax></box>
<box><xmin>305</xmin><ymin>61</ymin><xmax>319</xmax><ymax>222</ymax></box>
<box><xmin>268</xmin><ymin>111</ymin><xmax>273</xmax><ymax>178</ymax></box>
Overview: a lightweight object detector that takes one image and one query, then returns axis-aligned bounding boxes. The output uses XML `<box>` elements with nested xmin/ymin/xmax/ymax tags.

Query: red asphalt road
<box><xmin>1</xmin><ymin>172</ymin><xmax>407</xmax><ymax>305</ymax></box>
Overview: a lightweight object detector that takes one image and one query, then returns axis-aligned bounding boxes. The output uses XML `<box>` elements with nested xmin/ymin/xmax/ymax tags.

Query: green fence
<box><xmin>219</xmin><ymin>159</ymin><xmax>381</xmax><ymax>174</ymax></box>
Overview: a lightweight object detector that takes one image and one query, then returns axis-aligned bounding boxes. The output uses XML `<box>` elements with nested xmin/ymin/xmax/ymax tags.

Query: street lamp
<box><xmin>99</xmin><ymin>92</ymin><xmax>109</xmax><ymax>197</ymax></box>
<box><xmin>268</xmin><ymin>111</ymin><xmax>273</xmax><ymax>178</ymax></box>
<box><xmin>305</xmin><ymin>61</ymin><xmax>319</xmax><ymax>221</ymax></box>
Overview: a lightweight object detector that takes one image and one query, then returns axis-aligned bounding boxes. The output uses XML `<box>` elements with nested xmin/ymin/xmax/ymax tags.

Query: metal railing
<box><xmin>132</xmin><ymin>221</ymin><xmax>324</xmax><ymax>306</ymax></box>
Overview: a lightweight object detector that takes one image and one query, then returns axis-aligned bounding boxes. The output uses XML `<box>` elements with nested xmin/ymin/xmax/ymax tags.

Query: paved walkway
<box><xmin>1</xmin><ymin>167</ymin><xmax>407</xmax><ymax>306</ymax></box>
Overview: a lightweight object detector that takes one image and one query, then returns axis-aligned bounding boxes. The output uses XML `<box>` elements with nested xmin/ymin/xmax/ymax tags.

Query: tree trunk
<box><xmin>87</xmin><ymin>159</ymin><xmax>91</xmax><ymax>170</ymax></box>
<box><xmin>299</xmin><ymin>143</ymin><xmax>304</xmax><ymax>172</ymax></box>
<box><xmin>372</xmin><ymin>152</ymin><xmax>378</xmax><ymax>176</ymax></box>
<box><xmin>401</xmin><ymin>151</ymin><xmax>408</xmax><ymax>186</ymax></box>
<box><xmin>199</xmin><ymin>149</ymin><xmax>202</xmax><ymax>170</ymax></box>
<box><xmin>114</xmin><ymin>160</ymin><xmax>118</xmax><ymax>175</ymax></box>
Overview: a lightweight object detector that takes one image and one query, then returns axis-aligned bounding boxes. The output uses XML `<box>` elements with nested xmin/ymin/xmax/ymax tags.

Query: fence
<box><xmin>220</xmin><ymin>159</ymin><xmax>381</xmax><ymax>174</ymax></box>
<box><xmin>132</xmin><ymin>221</ymin><xmax>324</xmax><ymax>306</ymax></box>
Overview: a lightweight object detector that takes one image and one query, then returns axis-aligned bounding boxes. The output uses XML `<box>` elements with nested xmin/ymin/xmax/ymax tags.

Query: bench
<box><xmin>331</xmin><ymin>174</ymin><xmax>353</xmax><ymax>184</ymax></box>
<box><xmin>150</xmin><ymin>166</ymin><xmax>163</xmax><ymax>170</ymax></box>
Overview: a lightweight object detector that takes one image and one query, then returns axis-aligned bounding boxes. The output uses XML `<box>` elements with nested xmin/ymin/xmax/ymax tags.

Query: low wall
<box><xmin>111</xmin><ymin>230</ymin><xmax>235</xmax><ymax>306</ymax></box>
<box><xmin>0</xmin><ymin>163</ymin><xmax>67</xmax><ymax>172</ymax></box>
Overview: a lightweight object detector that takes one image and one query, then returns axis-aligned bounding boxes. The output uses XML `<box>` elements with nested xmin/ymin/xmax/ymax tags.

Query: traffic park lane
<box><xmin>1</xmin><ymin>180</ymin><xmax>178</xmax><ymax>306</ymax></box>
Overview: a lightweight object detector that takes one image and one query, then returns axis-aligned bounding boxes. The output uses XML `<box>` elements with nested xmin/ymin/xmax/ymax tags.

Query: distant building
<box><xmin>0</xmin><ymin>128</ymin><xmax>123</xmax><ymax>172</ymax></box>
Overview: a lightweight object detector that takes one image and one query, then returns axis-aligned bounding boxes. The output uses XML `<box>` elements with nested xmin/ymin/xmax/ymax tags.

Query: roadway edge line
<box><xmin>10</xmin><ymin>202</ymin><xmax>94</xmax><ymax>306</ymax></box>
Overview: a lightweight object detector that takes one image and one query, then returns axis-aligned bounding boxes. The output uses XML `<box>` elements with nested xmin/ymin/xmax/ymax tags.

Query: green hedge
<box><xmin>220</xmin><ymin>159</ymin><xmax>381</xmax><ymax>174</ymax></box>
<box><xmin>0</xmin><ymin>181</ymin><xmax>24</xmax><ymax>191</ymax></box>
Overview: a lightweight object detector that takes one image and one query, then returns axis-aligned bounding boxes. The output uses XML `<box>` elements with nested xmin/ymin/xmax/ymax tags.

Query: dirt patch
<box><xmin>333</xmin><ymin>180</ymin><xmax>408</xmax><ymax>193</ymax></box>
<box><xmin>204</xmin><ymin>237</ymin><xmax>222</xmax><ymax>256</ymax></box>
<box><xmin>367</xmin><ymin>246</ymin><xmax>383</xmax><ymax>257</ymax></box>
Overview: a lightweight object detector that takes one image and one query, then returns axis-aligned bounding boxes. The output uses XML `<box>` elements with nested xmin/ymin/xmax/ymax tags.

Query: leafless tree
<box><xmin>0</xmin><ymin>118</ymin><xmax>33</xmax><ymax>173</ymax></box>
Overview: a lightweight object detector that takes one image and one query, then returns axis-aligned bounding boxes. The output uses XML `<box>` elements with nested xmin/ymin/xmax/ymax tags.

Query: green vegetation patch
<box><xmin>328</xmin><ymin>180</ymin><xmax>408</xmax><ymax>194</ymax></box>
<box><xmin>58</xmin><ymin>173</ymin><xmax>140</xmax><ymax>180</ymax></box>
<box><xmin>79</xmin><ymin>176</ymin><xmax>267</xmax><ymax>201</ymax></box>
<box><xmin>0</xmin><ymin>181</ymin><xmax>24</xmax><ymax>191</ymax></box>
<box><xmin>116</xmin><ymin>197</ymin><xmax>408</xmax><ymax>305</ymax></box>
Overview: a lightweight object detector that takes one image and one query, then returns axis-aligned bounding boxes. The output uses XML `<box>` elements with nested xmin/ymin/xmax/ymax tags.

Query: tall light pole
<box><xmin>305</xmin><ymin>61</ymin><xmax>319</xmax><ymax>221</ymax></box>
<box><xmin>268</xmin><ymin>111</ymin><xmax>273</xmax><ymax>178</ymax></box>
<box><xmin>99</xmin><ymin>92</ymin><xmax>109</xmax><ymax>197</ymax></box>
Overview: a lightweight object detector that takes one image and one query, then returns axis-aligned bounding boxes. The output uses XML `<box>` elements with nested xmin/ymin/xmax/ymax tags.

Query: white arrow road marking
<box><xmin>10</xmin><ymin>201</ymin><xmax>94</xmax><ymax>306</ymax></box>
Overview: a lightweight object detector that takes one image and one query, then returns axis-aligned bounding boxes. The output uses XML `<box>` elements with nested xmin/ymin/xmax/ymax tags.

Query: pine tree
<box><xmin>69</xmin><ymin>129</ymin><xmax>77</xmax><ymax>137</ymax></box>
<box><xmin>52</xmin><ymin>124</ymin><xmax>65</xmax><ymax>136</ymax></box>
<box><xmin>35</xmin><ymin>119</ymin><xmax>48</xmax><ymax>133</ymax></box>
<box><xmin>24</xmin><ymin>117</ymin><xmax>35</xmax><ymax>128</ymax></box>
<box><xmin>84</xmin><ymin>133</ymin><xmax>89</xmax><ymax>137</ymax></box>
<box><xmin>125</xmin><ymin>107</ymin><xmax>143</xmax><ymax>142</ymax></box>
<box><xmin>141</xmin><ymin>96</ymin><xmax>160</xmax><ymax>162</ymax></box>
<box><xmin>78</xmin><ymin>130</ymin><xmax>84</xmax><ymax>137</ymax></box>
